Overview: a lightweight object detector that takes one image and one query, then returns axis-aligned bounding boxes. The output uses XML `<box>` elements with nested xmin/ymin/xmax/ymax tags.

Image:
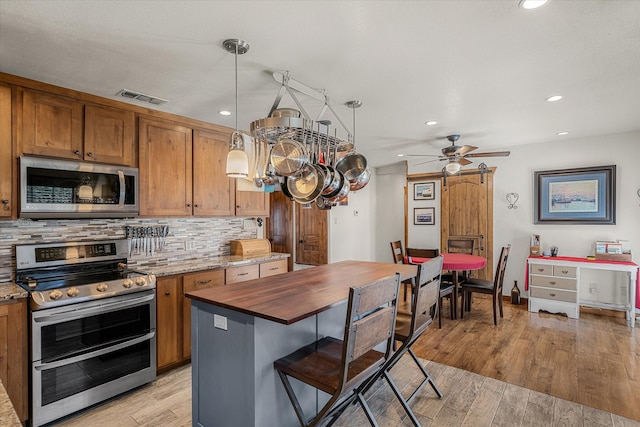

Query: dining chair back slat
<box><xmin>390</xmin><ymin>240</ymin><xmax>405</xmax><ymax>264</ymax></box>
<box><xmin>447</xmin><ymin>238</ymin><xmax>475</xmax><ymax>255</ymax></box>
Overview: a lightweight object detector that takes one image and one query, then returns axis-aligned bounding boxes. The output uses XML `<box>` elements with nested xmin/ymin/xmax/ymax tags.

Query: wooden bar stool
<box><xmin>274</xmin><ymin>273</ymin><xmax>401</xmax><ymax>427</ymax></box>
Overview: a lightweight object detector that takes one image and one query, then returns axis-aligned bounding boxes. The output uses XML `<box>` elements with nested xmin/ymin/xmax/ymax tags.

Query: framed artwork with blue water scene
<box><xmin>534</xmin><ymin>165</ymin><xmax>615</xmax><ymax>224</ymax></box>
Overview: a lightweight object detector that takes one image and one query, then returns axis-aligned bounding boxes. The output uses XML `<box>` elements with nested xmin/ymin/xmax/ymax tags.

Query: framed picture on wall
<box><xmin>534</xmin><ymin>165</ymin><xmax>616</xmax><ymax>224</ymax></box>
<box><xmin>414</xmin><ymin>207</ymin><xmax>435</xmax><ymax>225</ymax></box>
<box><xmin>414</xmin><ymin>182</ymin><xmax>435</xmax><ymax>200</ymax></box>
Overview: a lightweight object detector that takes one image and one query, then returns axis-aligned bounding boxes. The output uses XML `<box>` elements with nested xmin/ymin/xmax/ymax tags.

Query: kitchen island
<box><xmin>186</xmin><ymin>260</ymin><xmax>417</xmax><ymax>427</ymax></box>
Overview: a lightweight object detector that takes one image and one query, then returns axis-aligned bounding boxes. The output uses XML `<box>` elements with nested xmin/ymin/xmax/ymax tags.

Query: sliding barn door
<box><xmin>440</xmin><ymin>171</ymin><xmax>494</xmax><ymax>281</ymax></box>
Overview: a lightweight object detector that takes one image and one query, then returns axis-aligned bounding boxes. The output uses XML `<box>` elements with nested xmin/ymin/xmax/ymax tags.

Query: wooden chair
<box><xmin>442</xmin><ymin>237</ymin><xmax>476</xmax><ymax>287</ymax></box>
<box><xmin>390</xmin><ymin>240</ymin><xmax>413</xmax><ymax>301</ymax></box>
<box><xmin>460</xmin><ymin>245</ymin><xmax>511</xmax><ymax>325</ymax></box>
<box><xmin>274</xmin><ymin>274</ymin><xmax>401</xmax><ymax>427</ymax></box>
<box><xmin>360</xmin><ymin>256</ymin><xmax>444</xmax><ymax>426</ymax></box>
<box><xmin>406</xmin><ymin>248</ymin><xmax>454</xmax><ymax>328</ymax></box>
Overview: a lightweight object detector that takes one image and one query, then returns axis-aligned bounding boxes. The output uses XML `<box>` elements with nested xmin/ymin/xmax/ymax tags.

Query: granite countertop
<box><xmin>0</xmin><ymin>380</ymin><xmax>21</xmax><ymax>427</ymax></box>
<box><xmin>138</xmin><ymin>252</ymin><xmax>290</xmax><ymax>277</ymax></box>
<box><xmin>0</xmin><ymin>283</ymin><xmax>28</xmax><ymax>302</ymax></box>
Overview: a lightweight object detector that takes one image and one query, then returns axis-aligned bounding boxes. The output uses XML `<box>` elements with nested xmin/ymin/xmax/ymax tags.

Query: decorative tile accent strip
<box><xmin>0</xmin><ymin>217</ymin><xmax>260</xmax><ymax>283</ymax></box>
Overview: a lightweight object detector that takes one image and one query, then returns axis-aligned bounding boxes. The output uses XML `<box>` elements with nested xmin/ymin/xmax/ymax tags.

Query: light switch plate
<box><xmin>214</xmin><ymin>314</ymin><xmax>228</xmax><ymax>330</ymax></box>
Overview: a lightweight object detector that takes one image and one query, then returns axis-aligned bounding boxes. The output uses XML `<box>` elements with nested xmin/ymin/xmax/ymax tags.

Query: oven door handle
<box><xmin>33</xmin><ymin>331</ymin><xmax>155</xmax><ymax>371</ymax></box>
<box><xmin>33</xmin><ymin>292</ymin><xmax>155</xmax><ymax>326</ymax></box>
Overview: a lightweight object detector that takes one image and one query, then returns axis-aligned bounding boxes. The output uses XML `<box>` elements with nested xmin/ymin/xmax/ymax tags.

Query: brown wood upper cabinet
<box><xmin>0</xmin><ymin>84</ymin><xmax>12</xmax><ymax>218</ymax></box>
<box><xmin>193</xmin><ymin>128</ymin><xmax>235</xmax><ymax>216</ymax></box>
<box><xmin>236</xmin><ymin>188</ymin><xmax>270</xmax><ymax>217</ymax></box>
<box><xmin>21</xmin><ymin>90</ymin><xmax>136</xmax><ymax>166</ymax></box>
<box><xmin>139</xmin><ymin>116</ymin><xmax>193</xmax><ymax>216</ymax></box>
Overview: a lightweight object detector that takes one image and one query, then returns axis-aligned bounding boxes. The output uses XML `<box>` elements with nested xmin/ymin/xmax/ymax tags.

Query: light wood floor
<box><xmin>53</xmin><ymin>356</ymin><xmax>639</xmax><ymax>427</ymax></box>
<box><xmin>411</xmin><ymin>294</ymin><xmax>640</xmax><ymax>422</ymax></box>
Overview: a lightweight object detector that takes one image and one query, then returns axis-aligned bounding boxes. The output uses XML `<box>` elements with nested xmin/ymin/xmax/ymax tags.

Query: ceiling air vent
<box><xmin>116</xmin><ymin>89</ymin><xmax>169</xmax><ymax>106</ymax></box>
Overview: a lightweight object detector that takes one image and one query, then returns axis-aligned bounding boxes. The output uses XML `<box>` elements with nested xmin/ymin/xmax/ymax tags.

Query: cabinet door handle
<box><xmin>196</xmin><ymin>279</ymin><xmax>212</xmax><ymax>285</ymax></box>
<box><xmin>87</xmin><ymin>152</ymin><xmax>93</xmax><ymax>157</ymax></box>
<box><xmin>194</xmin><ymin>204</ymin><xmax>200</xmax><ymax>208</ymax></box>
<box><xmin>537</xmin><ymin>268</ymin><xmax>544</xmax><ymax>272</ymax></box>
<box><xmin>165</xmin><ymin>291</ymin><xmax>171</xmax><ymax>296</ymax></box>
<box><xmin>549</xmin><ymin>293</ymin><xmax>556</xmax><ymax>297</ymax></box>
<box><xmin>74</xmin><ymin>150</ymin><xmax>81</xmax><ymax>156</ymax></box>
<box><xmin>549</xmin><ymin>281</ymin><xmax>556</xmax><ymax>285</ymax></box>
<box><xmin>187</xmin><ymin>204</ymin><xmax>192</xmax><ymax>207</ymax></box>
<box><xmin>269</xmin><ymin>267</ymin><xmax>278</xmax><ymax>271</ymax></box>
<box><xmin>1</xmin><ymin>199</ymin><xmax>8</xmax><ymax>205</ymax></box>
<box><xmin>561</xmin><ymin>270</ymin><xmax>568</xmax><ymax>274</ymax></box>
<box><xmin>238</xmin><ymin>272</ymin><xmax>248</xmax><ymax>276</ymax></box>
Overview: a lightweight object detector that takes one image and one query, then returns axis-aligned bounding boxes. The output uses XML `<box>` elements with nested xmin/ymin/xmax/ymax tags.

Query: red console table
<box><xmin>526</xmin><ymin>256</ymin><xmax>638</xmax><ymax>327</ymax></box>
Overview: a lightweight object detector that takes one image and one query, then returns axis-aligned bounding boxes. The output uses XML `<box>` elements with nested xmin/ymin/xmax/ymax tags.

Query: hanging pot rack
<box><xmin>249</xmin><ymin>71</ymin><xmax>354</xmax><ymax>152</ymax></box>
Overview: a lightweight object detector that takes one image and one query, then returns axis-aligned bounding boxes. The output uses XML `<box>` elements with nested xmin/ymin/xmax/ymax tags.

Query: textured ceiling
<box><xmin>1</xmin><ymin>1</ymin><xmax>638</xmax><ymax>169</ymax></box>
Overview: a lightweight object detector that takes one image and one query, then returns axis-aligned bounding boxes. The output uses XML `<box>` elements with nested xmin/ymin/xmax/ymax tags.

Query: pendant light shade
<box><xmin>223</xmin><ymin>38</ymin><xmax>250</xmax><ymax>178</ymax></box>
<box><xmin>445</xmin><ymin>161</ymin><xmax>461</xmax><ymax>175</ymax></box>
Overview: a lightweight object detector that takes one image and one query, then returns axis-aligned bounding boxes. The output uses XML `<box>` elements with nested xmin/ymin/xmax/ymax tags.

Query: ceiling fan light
<box><xmin>445</xmin><ymin>162</ymin><xmax>461</xmax><ymax>174</ymax></box>
<box><xmin>545</xmin><ymin>95</ymin><xmax>563</xmax><ymax>102</ymax></box>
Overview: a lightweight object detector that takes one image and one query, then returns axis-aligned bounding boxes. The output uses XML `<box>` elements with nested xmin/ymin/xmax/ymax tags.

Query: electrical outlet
<box><xmin>589</xmin><ymin>282</ymin><xmax>597</xmax><ymax>294</ymax></box>
<box><xmin>184</xmin><ymin>241</ymin><xmax>195</xmax><ymax>251</ymax></box>
<box><xmin>214</xmin><ymin>314</ymin><xmax>228</xmax><ymax>330</ymax></box>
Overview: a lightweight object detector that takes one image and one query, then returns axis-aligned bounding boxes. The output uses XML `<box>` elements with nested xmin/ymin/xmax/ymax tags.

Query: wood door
<box><xmin>193</xmin><ymin>128</ymin><xmax>235</xmax><ymax>216</ymax></box>
<box><xmin>0</xmin><ymin>85</ymin><xmax>11</xmax><ymax>218</ymax></box>
<box><xmin>139</xmin><ymin>116</ymin><xmax>193</xmax><ymax>216</ymax></box>
<box><xmin>235</xmin><ymin>189</ymin><xmax>270</xmax><ymax>216</ymax></box>
<box><xmin>295</xmin><ymin>201</ymin><xmax>328</xmax><ymax>265</ymax></box>
<box><xmin>22</xmin><ymin>90</ymin><xmax>84</xmax><ymax>159</ymax></box>
<box><xmin>156</xmin><ymin>276</ymin><xmax>182</xmax><ymax>370</ymax></box>
<box><xmin>0</xmin><ymin>300</ymin><xmax>28</xmax><ymax>421</ymax></box>
<box><xmin>440</xmin><ymin>170</ymin><xmax>494</xmax><ymax>281</ymax></box>
<box><xmin>267</xmin><ymin>191</ymin><xmax>294</xmax><ymax>271</ymax></box>
<box><xmin>84</xmin><ymin>104</ymin><xmax>136</xmax><ymax>166</ymax></box>
<box><xmin>182</xmin><ymin>269</ymin><xmax>224</xmax><ymax>359</ymax></box>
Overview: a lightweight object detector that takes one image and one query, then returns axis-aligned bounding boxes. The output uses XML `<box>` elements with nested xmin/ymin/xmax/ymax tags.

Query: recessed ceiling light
<box><xmin>218</xmin><ymin>110</ymin><xmax>232</xmax><ymax>116</ymax></box>
<box><xmin>519</xmin><ymin>0</ymin><xmax>549</xmax><ymax>10</ymax></box>
<box><xmin>397</xmin><ymin>154</ymin><xmax>406</xmax><ymax>157</ymax></box>
<box><xmin>545</xmin><ymin>95</ymin><xmax>563</xmax><ymax>102</ymax></box>
<box><xmin>557</xmin><ymin>131</ymin><xmax>569</xmax><ymax>136</ymax></box>
<box><xmin>425</xmin><ymin>121</ymin><xmax>438</xmax><ymax>126</ymax></box>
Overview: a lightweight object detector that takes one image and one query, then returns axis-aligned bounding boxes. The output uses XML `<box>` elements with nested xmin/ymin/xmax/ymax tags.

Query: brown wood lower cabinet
<box><xmin>156</xmin><ymin>259</ymin><xmax>289</xmax><ymax>372</ymax></box>
<box><xmin>182</xmin><ymin>270</ymin><xmax>224</xmax><ymax>359</ymax></box>
<box><xmin>0</xmin><ymin>299</ymin><xmax>28</xmax><ymax>422</ymax></box>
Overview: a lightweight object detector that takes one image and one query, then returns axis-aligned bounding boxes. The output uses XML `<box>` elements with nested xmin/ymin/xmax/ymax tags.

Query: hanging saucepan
<box><xmin>280</xmin><ymin>176</ymin><xmax>294</xmax><ymax>200</ymax></box>
<box><xmin>270</xmin><ymin>136</ymin><xmax>307</xmax><ymax>176</ymax></box>
<box><xmin>321</xmin><ymin>134</ymin><xmax>343</xmax><ymax>195</ymax></box>
<box><xmin>287</xmin><ymin>163</ymin><xmax>325</xmax><ymax>203</ymax></box>
<box><xmin>316</xmin><ymin>195</ymin><xmax>335</xmax><ymax>210</ymax></box>
<box><xmin>335</xmin><ymin>150</ymin><xmax>367</xmax><ymax>183</ymax></box>
<box><xmin>349</xmin><ymin>166</ymin><xmax>371</xmax><ymax>191</ymax></box>
<box><xmin>325</xmin><ymin>170</ymin><xmax>350</xmax><ymax>203</ymax></box>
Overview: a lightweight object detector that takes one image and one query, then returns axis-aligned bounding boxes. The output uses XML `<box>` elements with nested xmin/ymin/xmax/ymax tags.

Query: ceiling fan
<box><xmin>403</xmin><ymin>134</ymin><xmax>510</xmax><ymax>174</ymax></box>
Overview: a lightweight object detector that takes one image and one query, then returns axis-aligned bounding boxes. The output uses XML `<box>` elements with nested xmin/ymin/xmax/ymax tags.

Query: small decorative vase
<box><xmin>511</xmin><ymin>280</ymin><xmax>521</xmax><ymax>305</ymax></box>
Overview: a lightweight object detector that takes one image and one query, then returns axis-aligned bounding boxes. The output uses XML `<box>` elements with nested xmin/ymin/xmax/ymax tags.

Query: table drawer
<box><xmin>530</xmin><ymin>287</ymin><xmax>577</xmax><ymax>303</ymax></box>
<box><xmin>259</xmin><ymin>259</ymin><xmax>287</xmax><ymax>278</ymax></box>
<box><xmin>553</xmin><ymin>265</ymin><xmax>576</xmax><ymax>278</ymax></box>
<box><xmin>226</xmin><ymin>264</ymin><xmax>259</xmax><ymax>284</ymax></box>
<box><xmin>530</xmin><ymin>264</ymin><xmax>552</xmax><ymax>275</ymax></box>
<box><xmin>530</xmin><ymin>275</ymin><xmax>576</xmax><ymax>290</ymax></box>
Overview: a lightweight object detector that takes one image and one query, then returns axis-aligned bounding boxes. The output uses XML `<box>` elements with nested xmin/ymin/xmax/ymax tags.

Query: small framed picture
<box><xmin>414</xmin><ymin>207</ymin><xmax>435</xmax><ymax>225</ymax></box>
<box><xmin>414</xmin><ymin>182</ymin><xmax>435</xmax><ymax>200</ymax></box>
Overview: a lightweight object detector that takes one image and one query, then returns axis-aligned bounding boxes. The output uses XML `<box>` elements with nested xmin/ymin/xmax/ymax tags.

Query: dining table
<box><xmin>406</xmin><ymin>253</ymin><xmax>487</xmax><ymax>318</ymax></box>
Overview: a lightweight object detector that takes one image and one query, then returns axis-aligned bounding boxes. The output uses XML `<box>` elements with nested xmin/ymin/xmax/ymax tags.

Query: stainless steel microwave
<box><xmin>20</xmin><ymin>156</ymin><xmax>139</xmax><ymax>218</ymax></box>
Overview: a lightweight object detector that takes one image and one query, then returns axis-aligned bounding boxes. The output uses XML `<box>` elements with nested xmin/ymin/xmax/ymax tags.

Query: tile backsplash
<box><xmin>1</xmin><ymin>217</ymin><xmax>260</xmax><ymax>283</ymax></box>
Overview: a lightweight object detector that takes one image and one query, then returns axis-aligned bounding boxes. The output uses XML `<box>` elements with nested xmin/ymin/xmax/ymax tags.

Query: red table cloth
<box><xmin>525</xmin><ymin>255</ymin><xmax>640</xmax><ymax>309</ymax></box>
<box><xmin>405</xmin><ymin>253</ymin><xmax>487</xmax><ymax>271</ymax></box>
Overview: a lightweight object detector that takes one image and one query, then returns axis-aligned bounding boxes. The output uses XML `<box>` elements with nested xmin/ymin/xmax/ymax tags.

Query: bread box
<box><xmin>230</xmin><ymin>239</ymin><xmax>271</xmax><ymax>256</ymax></box>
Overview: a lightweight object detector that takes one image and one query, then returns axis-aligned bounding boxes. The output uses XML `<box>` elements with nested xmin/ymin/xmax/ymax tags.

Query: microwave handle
<box><xmin>118</xmin><ymin>170</ymin><xmax>125</xmax><ymax>207</ymax></box>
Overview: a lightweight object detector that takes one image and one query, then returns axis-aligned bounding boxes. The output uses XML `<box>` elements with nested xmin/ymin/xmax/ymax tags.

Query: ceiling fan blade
<box><xmin>458</xmin><ymin>158</ymin><xmax>473</xmax><ymax>166</ymax></box>
<box><xmin>464</xmin><ymin>151</ymin><xmax>511</xmax><ymax>158</ymax></box>
<box><xmin>414</xmin><ymin>158</ymin><xmax>443</xmax><ymax>166</ymax></box>
<box><xmin>454</xmin><ymin>145</ymin><xmax>478</xmax><ymax>156</ymax></box>
<box><xmin>401</xmin><ymin>154</ymin><xmax>443</xmax><ymax>158</ymax></box>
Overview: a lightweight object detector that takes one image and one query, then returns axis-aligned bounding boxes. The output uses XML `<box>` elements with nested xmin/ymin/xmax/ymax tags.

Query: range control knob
<box><xmin>49</xmin><ymin>290</ymin><xmax>63</xmax><ymax>300</ymax></box>
<box><xmin>96</xmin><ymin>283</ymin><xmax>108</xmax><ymax>292</ymax></box>
<box><xmin>66</xmin><ymin>287</ymin><xmax>80</xmax><ymax>297</ymax></box>
<box><xmin>122</xmin><ymin>279</ymin><xmax>133</xmax><ymax>289</ymax></box>
<box><xmin>135</xmin><ymin>277</ymin><xmax>147</xmax><ymax>287</ymax></box>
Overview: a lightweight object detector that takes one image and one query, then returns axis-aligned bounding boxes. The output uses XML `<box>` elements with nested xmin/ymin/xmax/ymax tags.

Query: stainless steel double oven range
<box><xmin>15</xmin><ymin>239</ymin><xmax>157</xmax><ymax>427</ymax></box>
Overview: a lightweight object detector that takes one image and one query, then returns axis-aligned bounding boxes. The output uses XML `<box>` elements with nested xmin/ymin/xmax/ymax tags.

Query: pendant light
<box><xmin>224</xmin><ymin>38</ymin><xmax>250</xmax><ymax>178</ymax></box>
